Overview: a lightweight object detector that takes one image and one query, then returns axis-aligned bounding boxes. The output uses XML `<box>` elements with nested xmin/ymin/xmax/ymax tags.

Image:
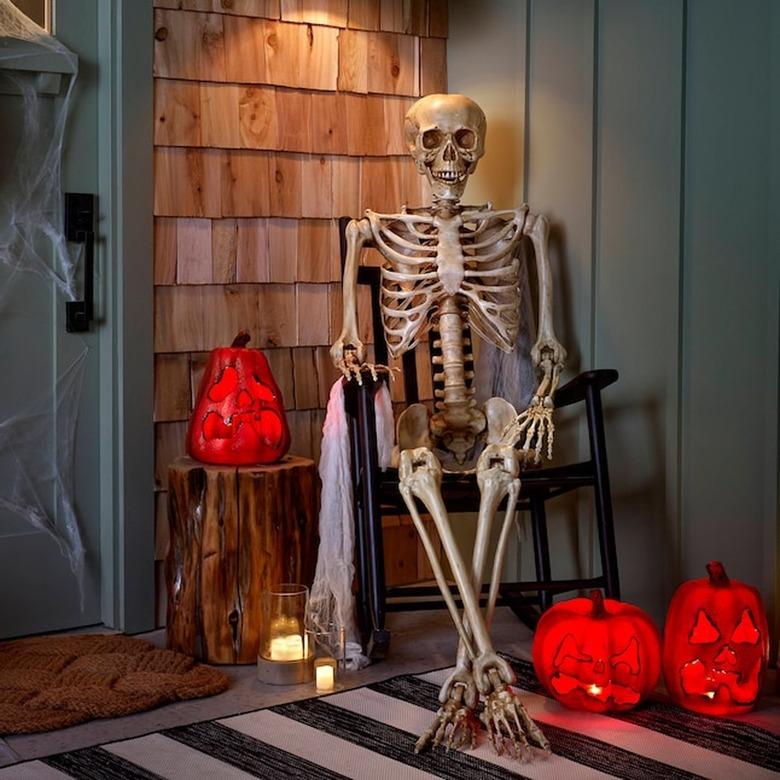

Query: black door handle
<box><xmin>65</xmin><ymin>192</ymin><xmax>95</xmax><ymax>333</ymax></box>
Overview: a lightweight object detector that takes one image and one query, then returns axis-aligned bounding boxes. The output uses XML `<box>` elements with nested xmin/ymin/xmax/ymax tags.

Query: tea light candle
<box><xmin>269</xmin><ymin>634</ymin><xmax>304</xmax><ymax>662</ymax></box>
<box><xmin>315</xmin><ymin>663</ymin><xmax>335</xmax><ymax>692</ymax></box>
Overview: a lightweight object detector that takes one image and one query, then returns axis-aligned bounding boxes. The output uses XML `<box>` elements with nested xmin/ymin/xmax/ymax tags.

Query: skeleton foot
<box><xmin>480</xmin><ymin>670</ymin><xmax>551</xmax><ymax>759</ymax></box>
<box><xmin>415</xmin><ymin>681</ymin><xmax>480</xmax><ymax>754</ymax></box>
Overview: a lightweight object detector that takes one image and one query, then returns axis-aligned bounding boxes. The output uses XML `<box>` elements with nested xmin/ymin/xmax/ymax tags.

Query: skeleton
<box><xmin>330</xmin><ymin>94</ymin><xmax>566</xmax><ymax>758</ymax></box>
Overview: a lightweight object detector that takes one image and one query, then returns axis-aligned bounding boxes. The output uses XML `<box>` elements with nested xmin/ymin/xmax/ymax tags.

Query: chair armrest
<box><xmin>553</xmin><ymin>369</ymin><xmax>619</xmax><ymax>408</ymax></box>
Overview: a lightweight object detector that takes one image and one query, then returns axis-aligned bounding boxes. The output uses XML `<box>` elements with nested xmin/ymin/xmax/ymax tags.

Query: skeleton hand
<box><xmin>513</xmin><ymin>395</ymin><xmax>555</xmax><ymax>464</ymax></box>
<box><xmin>500</xmin><ymin>354</ymin><xmax>561</xmax><ymax>463</ymax></box>
<box><xmin>331</xmin><ymin>335</ymin><xmax>395</xmax><ymax>385</ymax></box>
<box><xmin>330</xmin><ymin>333</ymin><xmax>366</xmax><ymax>378</ymax></box>
<box><xmin>480</xmin><ymin>669</ymin><xmax>551</xmax><ymax>759</ymax></box>
<box><xmin>416</xmin><ymin>675</ymin><xmax>479</xmax><ymax>754</ymax></box>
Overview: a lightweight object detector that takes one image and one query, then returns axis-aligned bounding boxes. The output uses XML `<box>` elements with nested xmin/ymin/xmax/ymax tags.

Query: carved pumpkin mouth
<box><xmin>550</xmin><ymin>672</ymin><xmax>641</xmax><ymax>706</ymax></box>
<box><xmin>680</xmin><ymin>656</ymin><xmax>762</xmax><ymax>705</ymax></box>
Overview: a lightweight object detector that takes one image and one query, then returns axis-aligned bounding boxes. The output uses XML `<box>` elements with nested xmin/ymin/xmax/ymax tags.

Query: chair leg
<box><xmin>586</xmin><ymin>385</ymin><xmax>621</xmax><ymax>600</ymax></box>
<box><xmin>355</xmin><ymin>377</ymin><xmax>390</xmax><ymax>658</ymax></box>
<box><xmin>347</xmin><ymin>389</ymin><xmax>372</xmax><ymax>644</ymax></box>
<box><xmin>529</xmin><ymin>496</ymin><xmax>553</xmax><ymax>612</ymax></box>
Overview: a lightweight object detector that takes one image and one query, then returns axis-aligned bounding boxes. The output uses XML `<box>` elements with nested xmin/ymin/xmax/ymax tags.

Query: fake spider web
<box><xmin>0</xmin><ymin>0</ymin><xmax>87</xmax><ymax>597</ymax></box>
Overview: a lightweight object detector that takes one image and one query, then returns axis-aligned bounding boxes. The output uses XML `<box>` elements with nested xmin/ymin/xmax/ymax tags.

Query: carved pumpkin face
<box><xmin>533</xmin><ymin>591</ymin><xmax>661</xmax><ymax>713</ymax></box>
<box><xmin>187</xmin><ymin>332</ymin><xmax>290</xmax><ymax>465</ymax></box>
<box><xmin>663</xmin><ymin>561</ymin><xmax>768</xmax><ymax>716</ymax></box>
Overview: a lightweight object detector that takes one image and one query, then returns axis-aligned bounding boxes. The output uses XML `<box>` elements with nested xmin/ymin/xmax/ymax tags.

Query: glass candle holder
<box><xmin>307</xmin><ymin>622</ymin><xmax>346</xmax><ymax>666</ymax></box>
<box><xmin>306</xmin><ymin>621</ymin><xmax>345</xmax><ymax>692</ymax></box>
<box><xmin>314</xmin><ymin>657</ymin><xmax>338</xmax><ymax>692</ymax></box>
<box><xmin>257</xmin><ymin>584</ymin><xmax>314</xmax><ymax>685</ymax></box>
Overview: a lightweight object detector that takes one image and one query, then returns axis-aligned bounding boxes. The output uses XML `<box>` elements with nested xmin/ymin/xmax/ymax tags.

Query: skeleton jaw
<box><xmin>425</xmin><ymin>165</ymin><xmax>468</xmax><ymax>202</ymax></box>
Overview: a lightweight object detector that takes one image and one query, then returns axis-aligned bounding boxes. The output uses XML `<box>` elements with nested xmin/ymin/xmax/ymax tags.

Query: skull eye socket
<box><xmin>454</xmin><ymin>128</ymin><xmax>476</xmax><ymax>149</ymax></box>
<box><xmin>689</xmin><ymin>610</ymin><xmax>720</xmax><ymax>644</ymax></box>
<box><xmin>422</xmin><ymin>129</ymin><xmax>445</xmax><ymax>149</ymax></box>
<box><xmin>731</xmin><ymin>610</ymin><xmax>760</xmax><ymax>645</ymax></box>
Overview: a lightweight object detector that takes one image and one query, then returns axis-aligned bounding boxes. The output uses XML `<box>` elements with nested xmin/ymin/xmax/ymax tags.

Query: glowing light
<box><xmin>588</xmin><ymin>684</ymin><xmax>603</xmax><ymax>696</ymax></box>
<box><xmin>269</xmin><ymin>634</ymin><xmax>304</xmax><ymax>662</ymax></box>
<box><xmin>705</xmin><ymin>691</ymin><xmax>716</xmax><ymax>699</ymax></box>
<box><xmin>315</xmin><ymin>664</ymin><xmax>335</xmax><ymax>691</ymax></box>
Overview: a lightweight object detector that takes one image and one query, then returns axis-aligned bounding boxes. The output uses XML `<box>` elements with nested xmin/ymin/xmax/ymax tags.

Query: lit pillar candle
<box><xmin>269</xmin><ymin>634</ymin><xmax>304</xmax><ymax>661</ymax></box>
<box><xmin>315</xmin><ymin>663</ymin><xmax>335</xmax><ymax>692</ymax></box>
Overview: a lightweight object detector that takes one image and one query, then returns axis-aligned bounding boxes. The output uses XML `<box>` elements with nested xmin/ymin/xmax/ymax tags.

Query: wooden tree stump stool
<box><xmin>166</xmin><ymin>455</ymin><xmax>318</xmax><ymax>664</ymax></box>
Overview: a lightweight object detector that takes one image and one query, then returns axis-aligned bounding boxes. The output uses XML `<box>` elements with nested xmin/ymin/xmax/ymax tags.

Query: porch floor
<box><xmin>0</xmin><ymin>608</ymin><xmax>534</xmax><ymax>767</ymax></box>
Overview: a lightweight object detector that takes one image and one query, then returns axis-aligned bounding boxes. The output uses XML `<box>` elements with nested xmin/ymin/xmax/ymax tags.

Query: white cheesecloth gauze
<box><xmin>0</xmin><ymin>1</ymin><xmax>87</xmax><ymax>595</ymax></box>
<box><xmin>308</xmin><ymin>378</ymin><xmax>395</xmax><ymax>669</ymax></box>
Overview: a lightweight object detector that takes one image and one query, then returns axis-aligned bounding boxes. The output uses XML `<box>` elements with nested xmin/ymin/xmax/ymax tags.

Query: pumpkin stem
<box><xmin>589</xmin><ymin>589</ymin><xmax>606</xmax><ymax>617</ymax></box>
<box><xmin>231</xmin><ymin>330</ymin><xmax>251</xmax><ymax>348</ymax></box>
<box><xmin>706</xmin><ymin>561</ymin><xmax>730</xmax><ymax>586</ymax></box>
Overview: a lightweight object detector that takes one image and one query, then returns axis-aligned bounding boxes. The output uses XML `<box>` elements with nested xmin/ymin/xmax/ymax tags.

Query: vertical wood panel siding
<box><xmin>153</xmin><ymin>0</ymin><xmax>449</xmax><ymax>623</ymax></box>
<box><xmin>450</xmin><ymin>0</ymin><xmax>778</xmax><ymax>625</ymax></box>
<box><xmin>526</xmin><ymin>0</ymin><xmax>596</xmax><ymax>584</ymax></box>
<box><xmin>681</xmin><ymin>0</ymin><xmax>777</xmax><ymax>622</ymax></box>
<box><xmin>595</xmin><ymin>0</ymin><xmax>684</xmax><ymax>617</ymax></box>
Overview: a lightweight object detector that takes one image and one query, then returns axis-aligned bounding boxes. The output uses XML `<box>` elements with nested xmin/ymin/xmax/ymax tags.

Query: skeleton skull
<box><xmin>404</xmin><ymin>93</ymin><xmax>486</xmax><ymax>201</ymax></box>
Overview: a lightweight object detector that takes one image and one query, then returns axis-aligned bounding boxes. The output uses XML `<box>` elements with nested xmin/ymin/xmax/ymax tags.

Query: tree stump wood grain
<box><xmin>166</xmin><ymin>455</ymin><xmax>318</xmax><ymax>664</ymax></box>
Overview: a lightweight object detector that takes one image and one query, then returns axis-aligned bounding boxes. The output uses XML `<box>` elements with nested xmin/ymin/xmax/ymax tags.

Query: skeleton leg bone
<box><xmin>398</xmin><ymin>450</ymin><xmax>476</xmax><ymax>662</ymax></box>
<box><xmin>401</xmin><ymin>443</ymin><xmax>549</xmax><ymax>758</ymax></box>
<box><xmin>414</xmin><ymin>443</ymin><xmax>514</xmax><ymax>754</ymax></box>
<box><xmin>398</xmin><ymin>448</ymin><xmax>513</xmax><ymax>681</ymax></box>
<box><xmin>477</xmin><ymin>445</ymin><xmax>551</xmax><ymax>757</ymax></box>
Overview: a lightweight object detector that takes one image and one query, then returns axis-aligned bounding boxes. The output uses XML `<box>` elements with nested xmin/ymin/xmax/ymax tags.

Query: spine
<box><xmin>432</xmin><ymin>297</ymin><xmax>475</xmax><ymax>427</ymax></box>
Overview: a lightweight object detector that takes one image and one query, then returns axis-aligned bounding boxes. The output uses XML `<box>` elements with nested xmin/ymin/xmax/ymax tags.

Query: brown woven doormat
<box><xmin>0</xmin><ymin>634</ymin><xmax>230</xmax><ymax>735</ymax></box>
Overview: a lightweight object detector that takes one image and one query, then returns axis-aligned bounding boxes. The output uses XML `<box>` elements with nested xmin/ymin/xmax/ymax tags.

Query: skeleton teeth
<box><xmin>432</xmin><ymin>171</ymin><xmax>465</xmax><ymax>183</ymax></box>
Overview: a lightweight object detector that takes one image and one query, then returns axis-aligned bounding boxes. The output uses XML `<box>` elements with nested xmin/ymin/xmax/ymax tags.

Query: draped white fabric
<box><xmin>307</xmin><ymin>380</ymin><xmax>395</xmax><ymax>669</ymax></box>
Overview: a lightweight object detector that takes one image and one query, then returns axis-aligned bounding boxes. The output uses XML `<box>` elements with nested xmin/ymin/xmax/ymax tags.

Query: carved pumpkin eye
<box><xmin>553</xmin><ymin>633</ymin><xmax>592</xmax><ymax>668</ymax></box>
<box><xmin>731</xmin><ymin>610</ymin><xmax>760</xmax><ymax>645</ymax></box>
<box><xmin>689</xmin><ymin>610</ymin><xmax>720</xmax><ymax>644</ymax></box>
<box><xmin>455</xmin><ymin>128</ymin><xmax>476</xmax><ymax>149</ymax></box>
<box><xmin>208</xmin><ymin>365</ymin><xmax>240</xmax><ymax>402</ymax></box>
<box><xmin>610</xmin><ymin>637</ymin><xmax>640</xmax><ymax>675</ymax></box>
<box><xmin>422</xmin><ymin>129</ymin><xmax>444</xmax><ymax>149</ymax></box>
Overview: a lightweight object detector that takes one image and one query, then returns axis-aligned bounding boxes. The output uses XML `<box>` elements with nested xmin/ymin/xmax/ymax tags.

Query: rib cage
<box><xmin>367</xmin><ymin>207</ymin><xmax>528</xmax><ymax>358</ymax></box>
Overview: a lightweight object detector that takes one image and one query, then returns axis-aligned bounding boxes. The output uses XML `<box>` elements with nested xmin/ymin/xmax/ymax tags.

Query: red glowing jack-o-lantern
<box><xmin>532</xmin><ymin>590</ymin><xmax>661</xmax><ymax>713</ymax></box>
<box><xmin>663</xmin><ymin>561</ymin><xmax>769</xmax><ymax>716</ymax></box>
<box><xmin>187</xmin><ymin>331</ymin><xmax>290</xmax><ymax>465</ymax></box>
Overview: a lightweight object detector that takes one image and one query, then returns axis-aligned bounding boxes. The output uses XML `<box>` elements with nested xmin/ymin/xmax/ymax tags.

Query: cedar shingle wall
<box><xmin>153</xmin><ymin>0</ymin><xmax>447</xmax><ymax>623</ymax></box>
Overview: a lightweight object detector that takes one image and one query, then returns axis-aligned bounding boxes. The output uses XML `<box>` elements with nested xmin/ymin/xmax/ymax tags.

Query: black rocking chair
<box><xmin>339</xmin><ymin>218</ymin><xmax>621</xmax><ymax>659</ymax></box>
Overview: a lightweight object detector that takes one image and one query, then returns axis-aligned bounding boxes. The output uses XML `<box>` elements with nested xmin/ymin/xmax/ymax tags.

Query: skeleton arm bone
<box><xmin>524</xmin><ymin>213</ymin><xmax>566</xmax><ymax>371</ymax></box>
<box><xmin>330</xmin><ymin>217</ymin><xmax>372</xmax><ymax>379</ymax></box>
<box><xmin>495</xmin><ymin>215</ymin><xmax>566</xmax><ymax>461</ymax></box>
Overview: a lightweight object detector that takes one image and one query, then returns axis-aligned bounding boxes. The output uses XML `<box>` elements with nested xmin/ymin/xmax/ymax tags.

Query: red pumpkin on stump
<box><xmin>187</xmin><ymin>331</ymin><xmax>290</xmax><ymax>465</ymax></box>
<box><xmin>663</xmin><ymin>561</ymin><xmax>768</xmax><ymax>716</ymax></box>
<box><xmin>533</xmin><ymin>590</ymin><xmax>661</xmax><ymax>712</ymax></box>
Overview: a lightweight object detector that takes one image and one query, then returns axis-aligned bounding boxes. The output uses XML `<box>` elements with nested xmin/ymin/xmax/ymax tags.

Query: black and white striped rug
<box><xmin>4</xmin><ymin>655</ymin><xmax>779</xmax><ymax>779</ymax></box>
